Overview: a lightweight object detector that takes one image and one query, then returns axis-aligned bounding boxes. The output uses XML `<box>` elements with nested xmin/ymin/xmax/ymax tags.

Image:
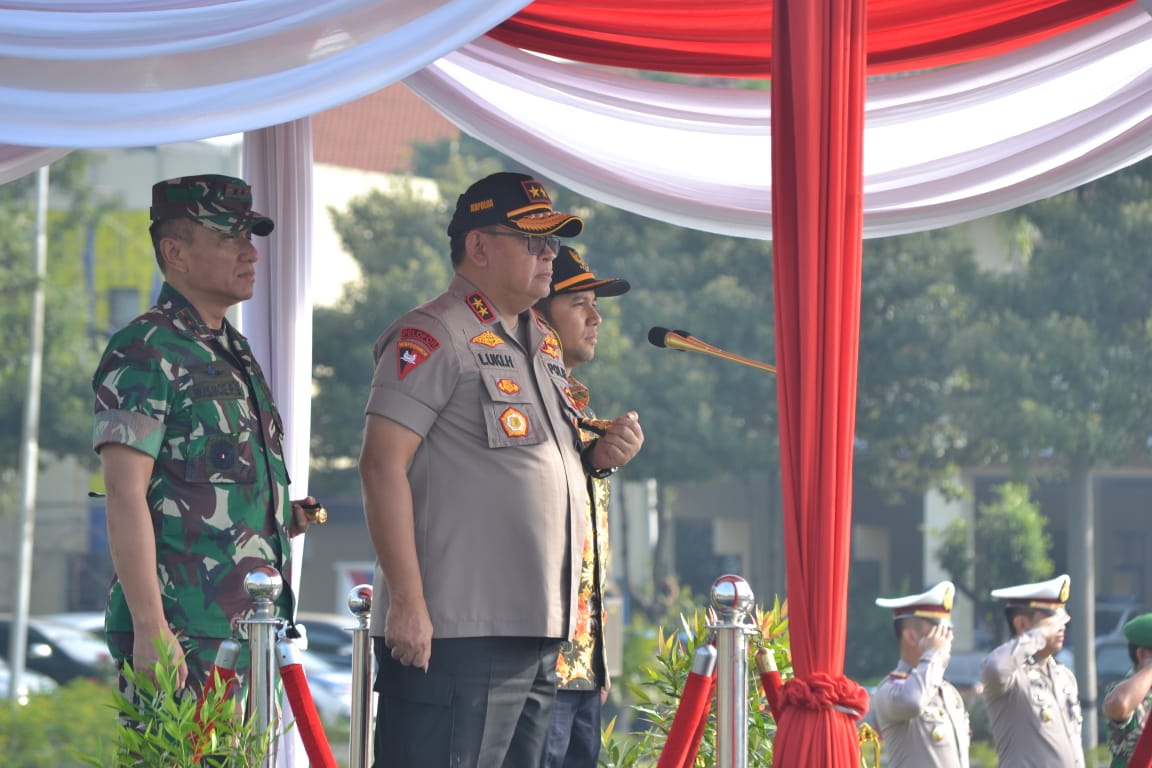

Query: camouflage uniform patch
<box><xmin>93</xmin><ymin>282</ymin><xmax>293</xmax><ymax>660</ymax></box>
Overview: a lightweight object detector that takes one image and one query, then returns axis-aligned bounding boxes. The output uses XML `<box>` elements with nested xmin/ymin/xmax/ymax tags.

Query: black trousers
<box><xmin>372</xmin><ymin>636</ymin><xmax>562</xmax><ymax>768</ymax></box>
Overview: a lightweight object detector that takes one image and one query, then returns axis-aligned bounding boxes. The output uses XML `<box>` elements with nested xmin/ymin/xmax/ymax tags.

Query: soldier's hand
<box><xmin>919</xmin><ymin>621</ymin><xmax>953</xmax><ymax>657</ymax></box>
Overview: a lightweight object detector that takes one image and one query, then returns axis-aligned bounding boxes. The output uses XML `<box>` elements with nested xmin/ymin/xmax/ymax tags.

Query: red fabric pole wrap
<box><xmin>770</xmin><ymin>0</ymin><xmax>871</xmax><ymax>762</ymax></box>
<box><xmin>279</xmin><ymin>662</ymin><xmax>339</xmax><ymax>768</ymax></box>
<box><xmin>656</xmin><ymin>669</ymin><xmax>714</xmax><ymax>768</ymax></box>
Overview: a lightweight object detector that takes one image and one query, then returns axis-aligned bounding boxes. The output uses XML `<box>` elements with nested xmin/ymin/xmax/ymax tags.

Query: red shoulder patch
<box><xmin>401</xmin><ymin>326</ymin><xmax>440</xmax><ymax>350</ymax></box>
<box><xmin>397</xmin><ymin>341</ymin><xmax>431</xmax><ymax>379</ymax></box>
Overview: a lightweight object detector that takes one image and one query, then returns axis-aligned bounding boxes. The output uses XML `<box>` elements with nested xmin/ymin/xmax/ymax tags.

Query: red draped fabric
<box><xmin>768</xmin><ymin>0</ymin><xmax>871</xmax><ymax>763</ymax></box>
<box><xmin>495</xmin><ymin>0</ymin><xmax>1131</xmax><ymax>77</ymax></box>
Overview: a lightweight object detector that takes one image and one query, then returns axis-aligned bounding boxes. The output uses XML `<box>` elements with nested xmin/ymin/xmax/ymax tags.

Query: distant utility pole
<box><xmin>7</xmin><ymin>165</ymin><xmax>48</xmax><ymax>701</ymax></box>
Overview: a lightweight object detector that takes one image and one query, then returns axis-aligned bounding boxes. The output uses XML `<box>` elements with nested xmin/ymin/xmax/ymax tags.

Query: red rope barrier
<box><xmin>683</xmin><ymin>673</ymin><xmax>715</xmax><ymax>768</ymax></box>
<box><xmin>656</xmin><ymin>645</ymin><xmax>717</xmax><ymax>768</ymax></box>
<box><xmin>192</xmin><ymin>639</ymin><xmax>240</xmax><ymax>764</ymax></box>
<box><xmin>755</xmin><ymin>647</ymin><xmax>783</xmax><ymax>719</ymax></box>
<box><xmin>277</xmin><ymin>640</ymin><xmax>339</xmax><ymax>768</ymax></box>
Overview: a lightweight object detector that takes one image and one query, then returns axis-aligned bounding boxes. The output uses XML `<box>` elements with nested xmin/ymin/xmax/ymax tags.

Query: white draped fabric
<box><xmin>0</xmin><ymin>0</ymin><xmax>531</xmax><ymax>146</ymax></box>
<box><xmin>239</xmin><ymin>120</ymin><xmax>315</xmax><ymax>768</ymax></box>
<box><xmin>407</xmin><ymin>5</ymin><xmax>1152</xmax><ymax>239</ymax></box>
<box><xmin>2</xmin><ymin>4</ymin><xmax>1151</xmax><ymax>238</ymax></box>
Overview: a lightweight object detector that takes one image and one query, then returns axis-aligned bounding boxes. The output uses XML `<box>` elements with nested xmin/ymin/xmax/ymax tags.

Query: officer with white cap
<box><xmin>872</xmin><ymin>580</ymin><xmax>970</xmax><ymax>768</ymax></box>
<box><xmin>981</xmin><ymin>574</ymin><xmax>1084</xmax><ymax>768</ymax></box>
<box><xmin>1102</xmin><ymin>612</ymin><xmax>1152</xmax><ymax>765</ymax></box>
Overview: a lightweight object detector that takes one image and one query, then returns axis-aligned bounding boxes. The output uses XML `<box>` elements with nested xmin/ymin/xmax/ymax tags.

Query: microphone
<box><xmin>647</xmin><ymin>326</ymin><xmax>777</xmax><ymax>375</ymax></box>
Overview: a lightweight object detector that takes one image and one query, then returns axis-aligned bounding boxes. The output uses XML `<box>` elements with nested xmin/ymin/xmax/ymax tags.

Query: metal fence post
<box><xmin>238</xmin><ymin>564</ymin><xmax>284</xmax><ymax>767</ymax></box>
<box><xmin>347</xmin><ymin>584</ymin><xmax>373</xmax><ymax>768</ymax></box>
<box><xmin>710</xmin><ymin>574</ymin><xmax>756</xmax><ymax>768</ymax></box>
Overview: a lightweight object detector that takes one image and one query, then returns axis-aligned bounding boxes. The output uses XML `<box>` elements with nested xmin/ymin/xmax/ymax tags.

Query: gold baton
<box><xmin>301</xmin><ymin>502</ymin><xmax>328</xmax><ymax>525</ymax></box>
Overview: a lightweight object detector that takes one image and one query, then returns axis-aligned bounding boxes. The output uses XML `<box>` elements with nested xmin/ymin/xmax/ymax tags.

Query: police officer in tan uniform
<box><xmin>981</xmin><ymin>574</ymin><xmax>1084</xmax><ymax>768</ymax></box>
<box><xmin>359</xmin><ymin>172</ymin><xmax>643</xmax><ymax>768</ymax></box>
<box><xmin>873</xmin><ymin>581</ymin><xmax>970</xmax><ymax>768</ymax></box>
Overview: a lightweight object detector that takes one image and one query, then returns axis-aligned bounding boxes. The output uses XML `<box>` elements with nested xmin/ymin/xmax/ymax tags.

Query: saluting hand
<box><xmin>920</xmin><ymin>622</ymin><xmax>953</xmax><ymax>661</ymax></box>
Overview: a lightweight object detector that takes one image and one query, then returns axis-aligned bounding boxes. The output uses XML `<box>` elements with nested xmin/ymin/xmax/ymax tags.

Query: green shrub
<box><xmin>0</xmin><ymin>679</ymin><xmax>119</xmax><ymax>767</ymax></box>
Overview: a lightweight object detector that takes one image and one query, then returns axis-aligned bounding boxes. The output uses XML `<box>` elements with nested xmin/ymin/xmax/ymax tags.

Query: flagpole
<box><xmin>7</xmin><ymin>165</ymin><xmax>48</xmax><ymax>701</ymax></box>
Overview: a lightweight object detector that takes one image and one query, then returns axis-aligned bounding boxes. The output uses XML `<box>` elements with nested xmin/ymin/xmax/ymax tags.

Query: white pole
<box><xmin>7</xmin><ymin>165</ymin><xmax>48</xmax><ymax>701</ymax></box>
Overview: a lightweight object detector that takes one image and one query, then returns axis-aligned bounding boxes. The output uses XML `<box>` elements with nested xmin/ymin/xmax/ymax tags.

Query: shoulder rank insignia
<box><xmin>397</xmin><ymin>327</ymin><xmax>439</xmax><ymax>380</ymax></box>
<box><xmin>888</xmin><ymin>671</ymin><xmax>909</xmax><ymax>680</ymax></box>
<box><xmin>470</xmin><ymin>330</ymin><xmax>504</xmax><ymax>348</ymax></box>
<box><xmin>540</xmin><ymin>333</ymin><xmax>561</xmax><ymax>360</ymax></box>
<box><xmin>466</xmin><ymin>292</ymin><xmax>495</xmax><ymax>323</ymax></box>
<box><xmin>499</xmin><ymin>407</ymin><xmax>529</xmax><ymax>438</ymax></box>
<box><xmin>496</xmin><ymin>378</ymin><xmax>521</xmax><ymax>395</ymax></box>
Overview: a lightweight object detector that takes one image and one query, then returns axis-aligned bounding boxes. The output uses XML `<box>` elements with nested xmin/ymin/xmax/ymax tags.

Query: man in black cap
<box><xmin>1103</xmin><ymin>612</ymin><xmax>1152</xmax><ymax>766</ymax></box>
<box><xmin>360</xmin><ymin>173</ymin><xmax>640</xmax><ymax>766</ymax></box>
<box><xmin>535</xmin><ymin>246</ymin><xmax>644</xmax><ymax>768</ymax></box>
<box><xmin>93</xmin><ymin>174</ymin><xmax>319</xmax><ymax>704</ymax></box>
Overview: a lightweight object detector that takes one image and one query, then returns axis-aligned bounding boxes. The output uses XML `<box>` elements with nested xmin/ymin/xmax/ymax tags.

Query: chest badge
<box><xmin>471</xmin><ymin>330</ymin><xmax>504</xmax><ymax>348</ymax></box>
<box><xmin>496</xmin><ymin>378</ymin><xmax>521</xmax><ymax>395</ymax></box>
<box><xmin>499</xmin><ymin>407</ymin><xmax>529</xmax><ymax>438</ymax></box>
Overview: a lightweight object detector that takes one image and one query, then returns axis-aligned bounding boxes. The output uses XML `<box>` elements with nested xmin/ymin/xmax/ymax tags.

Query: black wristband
<box><xmin>581</xmin><ymin>440</ymin><xmax>618</xmax><ymax>478</ymax></box>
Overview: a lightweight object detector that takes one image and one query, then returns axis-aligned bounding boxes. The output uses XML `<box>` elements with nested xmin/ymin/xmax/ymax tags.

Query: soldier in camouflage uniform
<box><xmin>535</xmin><ymin>246</ymin><xmax>642</xmax><ymax>768</ymax></box>
<box><xmin>92</xmin><ymin>174</ymin><xmax>318</xmax><ymax>700</ymax></box>
<box><xmin>1103</xmin><ymin>613</ymin><xmax>1152</xmax><ymax>767</ymax></box>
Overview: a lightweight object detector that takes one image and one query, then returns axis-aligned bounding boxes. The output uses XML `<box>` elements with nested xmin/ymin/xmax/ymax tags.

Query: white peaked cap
<box><xmin>990</xmin><ymin>573</ymin><xmax>1070</xmax><ymax>612</ymax></box>
<box><xmin>875</xmin><ymin>580</ymin><xmax>955</xmax><ymax>620</ymax></box>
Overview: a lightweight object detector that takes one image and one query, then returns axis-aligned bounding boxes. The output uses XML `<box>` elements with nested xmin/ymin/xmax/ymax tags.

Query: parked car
<box><xmin>295</xmin><ymin>648</ymin><xmax>353</xmax><ymax>723</ymax></box>
<box><xmin>0</xmin><ymin>654</ymin><xmax>59</xmax><ymax>703</ymax></box>
<box><xmin>0</xmin><ymin>614</ymin><xmax>115</xmax><ymax>685</ymax></box>
<box><xmin>295</xmin><ymin>611</ymin><xmax>360</xmax><ymax>669</ymax></box>
<box><xmin>1094</xmin><ymin>602</ymin><xmax>1149</xmax><ymax>644</ymax></box>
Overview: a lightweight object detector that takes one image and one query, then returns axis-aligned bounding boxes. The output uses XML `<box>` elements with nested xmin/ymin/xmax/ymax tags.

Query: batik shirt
<box><xmin>555</xmin><ymin>376</ymin><xmax>612</xmax><ymax>691</ymax></box>
<box><xmin>1105</xmin><ymin>674</ymin><xmax>1152</xmax><ymax>766</ymax></box>
<box><xmin>92</xmin><ymin>282</ymin><xmax>293</xmax><ymax>648</ymax></box>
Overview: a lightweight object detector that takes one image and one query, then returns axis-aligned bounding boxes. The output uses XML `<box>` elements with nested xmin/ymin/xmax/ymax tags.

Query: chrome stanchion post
<box><xmin>347</xmin><ymin>584</ymin><xmax>373</xmax><ymax>768</ymax></box>
<box><xmin>239</xmin><ymin>565</ymin><xmax>284</xmax><ymax>768</ymax></box>
<box><xmin>709</xmin><ymin>574</ymin><xmax>756</xmax><ymax>768</ymax></box>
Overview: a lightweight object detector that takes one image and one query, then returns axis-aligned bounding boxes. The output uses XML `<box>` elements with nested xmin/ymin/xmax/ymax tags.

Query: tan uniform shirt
<box><xmin>873</xmin><ymin>652</ymin><xmax>971</xmax><ymax>768</ymax></box>
<box><xmin>981</xmin><ymin>630</ymin><xmax>1084</xmax><ymax>768</ymax></box>
<box><xmin>365</xmin><ymin>275</ymin><xmax>586</xmax><ymax>640</ymax></box>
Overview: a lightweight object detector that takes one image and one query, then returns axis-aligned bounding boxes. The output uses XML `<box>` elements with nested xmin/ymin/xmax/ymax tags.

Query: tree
<box><xmin>855</xmin><ymin>227</ymin><xmax>983</xmax><ymax>502</ymax></box>
<box><xmin>0</xmin><ymin>154</ymin><xmax>101</xmax><ymax>504</ymax></box>
<box><xmin>934</xmin><ymin>481</ymin><xmax>1054</xmax><ymax>643</ymax></box>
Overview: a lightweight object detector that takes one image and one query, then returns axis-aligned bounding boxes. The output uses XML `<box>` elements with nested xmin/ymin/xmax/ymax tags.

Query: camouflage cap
<box><xmin>447</xmin><ymin>172</ymin><xmax>583</xmax><ymax>238</ymax></box>
<box><xmin>150</xmin><ymin>174</ymin><xmax>274</xmax><ymax>236</ymax></box>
